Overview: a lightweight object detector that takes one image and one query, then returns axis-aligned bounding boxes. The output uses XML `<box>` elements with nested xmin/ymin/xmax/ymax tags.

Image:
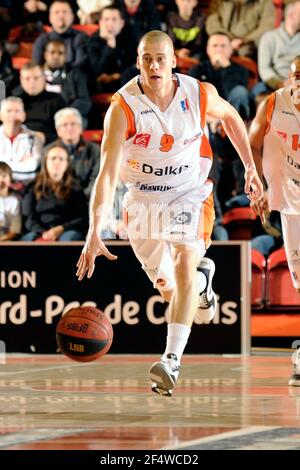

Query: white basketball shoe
<box><xmin>197</xmin><ymin>257</ymin><xmax>217</xmax><ymax>322</ymax></box>
<box><xmin>149</xmin><ymin>353</ymin><xmax>180</xmax><ymax>397</ymax></box>
<box><xmin>289</xmin><ymin>348</ymin><xmax>300</xmax><ymax>386</ymax></box>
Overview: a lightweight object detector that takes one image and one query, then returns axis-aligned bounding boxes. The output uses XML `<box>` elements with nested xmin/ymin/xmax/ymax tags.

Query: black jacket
<box><xmin>189</xmin><ymin>60</ymin><xmax>249</xmax><ymax>99</ymax></box>
<box><xmin>22</xmin><ymin>182</ymin><xmax>88</xmax><ymax>235</ymax></box>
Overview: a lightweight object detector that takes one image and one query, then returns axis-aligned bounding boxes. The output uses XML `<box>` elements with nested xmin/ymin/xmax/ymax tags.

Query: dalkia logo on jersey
<box><xmin>180</xmin><ymin>98</ymin><xmax>190</xmax><ymax>112</ymax></box>
<box><xmin>133</xmin><ymin>133</ymin><xmax>151</xmax><ymax>148</ymax></box>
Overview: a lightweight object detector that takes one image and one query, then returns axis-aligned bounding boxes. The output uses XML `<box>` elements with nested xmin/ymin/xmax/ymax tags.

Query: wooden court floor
<box><xmin>0</xmin><ymin>354</ymin><xmax>300</xmax><ymax>451</ymax></box>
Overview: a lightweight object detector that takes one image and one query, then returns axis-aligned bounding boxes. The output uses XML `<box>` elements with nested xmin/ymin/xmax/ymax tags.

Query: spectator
<box><xmin>21</xmin><ymin>143</ymin><xmax>88</xmax><ymax>241</ymax></box>
<box><xmin>189</xmin><ymin>33</ymin><xmax>252</xmax><ymax>210</ymax></box>
<box><xmin>166</xmin><ymin>0</ymin><xmax>207</xmax><ymax>59</ymax></box>
<box><xmin>0</xmin><ymin>96</ymin><xmax>42</xmax><ymax>185</ymax></box>
<box><xmin>88</xmin><ymin>4</ymin><xmax>127</xmax><ymax>93</ymax></box>
<box><xmin>0</xmin><ymin>162</ymin><xmax>21</xmax><ymax>241</ymax></box>
<box><xmin>32</xmin><ymin>0</ymin><xmax>89</xmax><ymax>69</ymax></box>
<box><xmin>52</xmin><ymin>107</ymin><xmax>100</xmax><ymax>200</ymax></box>
<box><xmin>254</xmin><ymin>1</ymin><xmax>300</xmax><ymax>96</ymax></box>
<box><xmin>0</xmin><ymin>41</ymin><xmax>19</xmax><ymax>95</ymax></box>
<box><xmin>43</xmin><ymin>39</ymin><xmax>91</xmax><ymax>123</ymax></box>
<box><xmin>13</xmin><ymin>62</ymin><xmax>66</xmax><ymax>144</ymax></box>
<box><xmin>206</xmin><ymin>0</ymin><xmax>275</xmax><ymax>58</ymax></box>
<box><xmin>189</xmin><ymin>33</ymin><xmax>251</xmax><ymax>119</ymax></box>
<box><xmin>118</xmin><ymin>0</ymin><xmax>161</xmax><ymax>66</ymax></box>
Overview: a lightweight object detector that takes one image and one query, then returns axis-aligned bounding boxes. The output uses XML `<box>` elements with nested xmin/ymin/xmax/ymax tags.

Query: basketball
<box><xmin>56</xmin><ymin>306</ymin><xmax>113</xmax><ymax>362</ymax></box>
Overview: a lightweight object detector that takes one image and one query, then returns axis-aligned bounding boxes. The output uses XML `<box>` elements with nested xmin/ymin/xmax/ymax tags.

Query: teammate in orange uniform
<box><xmin>76</xmin><ymin>31</ymin><xmax>263</xmax><ymax>396</ymax></box>
<box><xmin>249</xmin><ymin>55</ymin><xmax>300</xmax><ymax>387</ymax></box>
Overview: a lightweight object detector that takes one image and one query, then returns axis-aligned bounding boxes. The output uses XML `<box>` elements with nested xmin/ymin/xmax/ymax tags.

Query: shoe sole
<box><xmin>288</xmin><ymin>376</ymin><xmax>300</xmax><ymax>386</ymax></box>
<box><xmin>149</xmin><ymin>362</ymin><xmax>176</xmax><ymax>391</ymax></box>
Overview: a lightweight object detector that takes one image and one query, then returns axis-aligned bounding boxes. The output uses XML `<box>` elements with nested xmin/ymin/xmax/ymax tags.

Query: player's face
<box><xmin>290</xmin><ymin>60</ymin><xmax>300</xmax><ymax>105</ymax></box>
<box><xmin>137</xmin><ymin>40</ymin><xmax>176</xmax><ymax>90</ymax></box>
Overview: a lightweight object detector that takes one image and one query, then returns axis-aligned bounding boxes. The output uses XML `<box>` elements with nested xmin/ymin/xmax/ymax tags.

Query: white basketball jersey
<box><xmin>263</xmin><ymin>87</ymin><xmax>300</xmax><ymax>214</ymax></box>
<box><xmin>112</xmin><ymin>73</ymin><xmax>213</xmax><ymax>200</ymax></box>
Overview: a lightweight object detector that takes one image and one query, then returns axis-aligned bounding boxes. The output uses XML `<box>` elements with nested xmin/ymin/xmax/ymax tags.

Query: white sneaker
<box><xmin>149</xmin><ymin>353</ymin><xmax>180</xmax><ymax>397</ymax></box>
<box><xmin>197</xmin><ymin>257</ymin><xmax>217</xmax><ymax>322</ymax></box>
<box><xmin>289</xmin><ymin>348</ymin><xmax>300</xmax><ymax>386</ymax></box>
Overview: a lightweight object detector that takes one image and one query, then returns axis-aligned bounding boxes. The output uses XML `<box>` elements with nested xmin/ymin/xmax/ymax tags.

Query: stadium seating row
<box><xmin>252</xmin><ymin>247</ymin><xmax>300</xmax><ymax>310</ymax></box>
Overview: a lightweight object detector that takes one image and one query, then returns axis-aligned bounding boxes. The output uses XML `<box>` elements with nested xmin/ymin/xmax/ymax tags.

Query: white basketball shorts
<box><xmin>123</xmin><ymin>182</ymin><xmax>215</xmax><ymax>291</ymax></box>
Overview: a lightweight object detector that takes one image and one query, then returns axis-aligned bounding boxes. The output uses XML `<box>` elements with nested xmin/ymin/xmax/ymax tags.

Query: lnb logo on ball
<box><xmin>0</xmin><ymin>340</ymin><xmax>6</xmax><ymax>365</ymax></box>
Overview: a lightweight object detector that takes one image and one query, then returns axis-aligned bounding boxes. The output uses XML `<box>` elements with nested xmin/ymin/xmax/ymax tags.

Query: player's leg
<box><xmin>281</xmin><ymin>213</ymin><xmax>300</xmax><ymax>386</ymax></box>
<box><xmin>149</xmin><ymin>244</ymin><xmax>200</xmax><ymax>396</ymax></box>
<box><xmin>149</xmin><ymin>191</ymin><xmax>217</xmax><ymax>395</ymax></box>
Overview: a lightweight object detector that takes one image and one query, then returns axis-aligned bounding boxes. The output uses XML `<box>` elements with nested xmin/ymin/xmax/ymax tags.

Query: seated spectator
<box><xmin>166</xmin><ymin>0</ymin><xmax>207</xmax><ymax>60</ymax></box>
<box><xmin>21</xmin><ymin>143</ymin><xmax>88</xmax><ymax>241</ymax></box>
<box><xmin>77</xmin><ymin>0</ymin><xmax>112</xmax><ymax>24</ymax></box>
<box><xmin>189</xmin><ymin>33</ymin><xmax>252</xmax><ymax>203</ymax></box>
<box><xmin>189</xmin><ymin>33</ymin><xmax>252</xmax><ymax>119</ymax></box>
<box><xmin>43</xmin><ymin>39</ymin><xmax>91</xmax><ymax>124</ymax></box>
<box><xmin>205</xmin><ymin>0</ymin><xmax>275</xmax><ymax>59</ymax></box>
<box><xmin>0</xmin><ymin>162</ymin><xmax>22</xmax><ymax>241</ymax></box>
<box><xmin>88</xmin><ymin>4</ymin><xmax>126</xmax><ymax>93</ymax></box>
<box><xmin>253</xmin><ymin>1</ymin><xmax>300</xmax><ymax>98</ymax></box>
<box><xmin>0</xmin><ymin>41</ymin><xmax>19</xmax><ymax>95</ymax></box>
<box><xmin>13</xmin><ymin>62</ymin><xmax>66</xmax><ymax>144</ymax></box>
<box><xmin>32</xmin><ymin>0</ymin><xmax>89</xmax><ymax>69</ymax></box>
<box><xmin>0</xmin><ymin>96</ymin><xmax>42</xmax><ymax>185</ymax></box>
<box><xmin>52</xmin><ymin>107</ymin><xmax>100</xmax><ymax>200</ymax></box>
<box><xmin>118</xmin><ymin>0</ymin><xmax>161</xmax><ymax>66</ymax></box>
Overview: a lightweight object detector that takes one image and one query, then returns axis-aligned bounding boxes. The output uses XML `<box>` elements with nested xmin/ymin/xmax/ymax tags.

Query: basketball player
<box><xmin>249</xmin><ymin>55</ymin><xmax>300</xmax><ymax>387</ymax></box>
<box><xmin>76</xmin><ymin>31</ymin><xmax>263</xmax><ymax>396</ymax></box>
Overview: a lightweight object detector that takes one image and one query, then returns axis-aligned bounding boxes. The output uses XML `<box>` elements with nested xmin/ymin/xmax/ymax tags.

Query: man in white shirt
<box><xmin>0</xmin><ymin>96</ymin><xmax>42</xmax><ymax>186</ymax></box>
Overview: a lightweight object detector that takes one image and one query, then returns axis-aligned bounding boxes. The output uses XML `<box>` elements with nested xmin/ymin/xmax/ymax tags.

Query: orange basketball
<box><xmin>56</xmin><ymin>306</ymin><xmax>113</xmax><ymax>362</ymax></box>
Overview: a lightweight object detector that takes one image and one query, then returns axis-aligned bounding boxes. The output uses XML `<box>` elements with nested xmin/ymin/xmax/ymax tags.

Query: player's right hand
<box><xmin>76</xmin><ymin>231</ymin><xmax>118</xmax><ymax>281</ymax></box>
<box><xmin>250</xmin><ymin>192</ymin><xmax>269</xmax><ymax>224</ymax></box>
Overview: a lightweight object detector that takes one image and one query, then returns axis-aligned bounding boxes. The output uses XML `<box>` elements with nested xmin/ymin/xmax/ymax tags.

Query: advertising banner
<box><xmin>0</xmin><ymin>241</ymin><xmax>250</xmax><ymax>354</ymax></box>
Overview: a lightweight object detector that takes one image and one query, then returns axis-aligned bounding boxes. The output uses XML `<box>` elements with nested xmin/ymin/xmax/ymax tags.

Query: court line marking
<box><xmin>0</xmin><ymin>427</ymin><xmax>96</xmax><ymax>449</ymax></box>
<box><xmin>0</xmin><ymin>363</ymin><xmax>87</xmax><ymax>376</ymax></box>
<box><xmin>162</xmin><ymin>426</ymin><xmax>280</xmax><ymax>450</ymax></box>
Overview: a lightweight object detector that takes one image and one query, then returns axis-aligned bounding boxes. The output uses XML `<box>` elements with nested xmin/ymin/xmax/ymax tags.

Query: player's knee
<box><xmin>173</xmin><ymin>250</ymin><xmax>197</xmax><ymax>286</ymax></box>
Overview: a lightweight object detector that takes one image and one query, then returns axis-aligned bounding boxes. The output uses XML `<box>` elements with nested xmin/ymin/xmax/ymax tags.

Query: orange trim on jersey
<box><xmin>197</xmin><ymin>192</ymin><xmax>215</xmax><ymax>248</ymax></box>
<box><xmin>265</xmin><ymin>92</ymin><xmax>276</xmax><ymax>135</ymax></box>
<box><xmin>198</xmin><ymin>81</ymin><xmax>207</xmax><ymax>129</ymax></box>
<box><xmin>200</xmin><ymin>133</ymin><xmax>213</xmax><ymax>159</ymax></box>
<box><xmin>111</xmin><ymin>93</ymin><xmax>136</xmax><ymax>140</ymax></box>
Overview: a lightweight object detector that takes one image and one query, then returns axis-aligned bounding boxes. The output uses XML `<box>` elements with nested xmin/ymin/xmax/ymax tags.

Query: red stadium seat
<box><xmin>223</xmin><ymin>207</ymin><xmax>257</xmax><ymax>240</ymax></box>
<box><xmin>82</xmin><ymin>129</ymin><xmax>103</xmax><ymax>143</ymax></box>
<box><xmin>176</xmin><ymin>56</ymin><xmax>199</xmax><ymax>74</ymax></box>
<box><xmin>251</xmin><ymin>249</ymin><xmax>266</xmax><ymax>309</ymax></box>
<box><xmin>273</xmin><ymin>0</ymin><xmax>284</xmax><ymax>27</ymax></box>
<box><xmin>266</xmin><ymin>248</ymin><xmax>300</xmax><ymax>309</ymax></box>
<box><xmin>73</xmin><ymin>24</ymin><xmax>99</xmax><ymax>36</ymax></box>
<box><xmin>12</xmin><ymin>56</ymin><xmax>31</xmax><ymax>70</ymax></box>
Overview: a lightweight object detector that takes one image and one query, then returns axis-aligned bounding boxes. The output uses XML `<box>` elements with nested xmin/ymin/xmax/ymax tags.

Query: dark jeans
<box><xmin>21</xmin><ymin>230</ymin><xmax>84</xmax><ymax>241</ymax></box>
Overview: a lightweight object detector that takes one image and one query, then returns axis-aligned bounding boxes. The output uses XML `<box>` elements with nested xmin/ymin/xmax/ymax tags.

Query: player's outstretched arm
<box><xmin>76</xmin><ymin>102</ymin><xmax>127</xmax><ymax>280</ymax></box>
<box><xmin>204</xmin><ymin>82</ymin><xmax>264</xmax><ymax>201</ymax></box>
